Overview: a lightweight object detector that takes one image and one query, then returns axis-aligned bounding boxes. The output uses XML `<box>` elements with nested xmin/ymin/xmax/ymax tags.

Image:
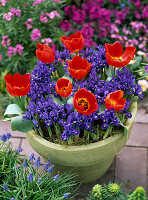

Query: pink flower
<box><xmin>10</xmin><ymin>7</ymin><xmax>21</xmax><ymax>17</ymax></box>
<box><xmin>134</xmin><ymin>11</ymin><xmax>141</xmax><ymax>19</ymax></box>
<box><xmin>84</xmin><ymin>38</ymin><xmax>97</xmax><ymax>48</ymax></box>
<box><xmin>46</xmin><ymin>11</ymin><xmax>60</xmax><ymax>19</ymax></box>
<box><xmin>110</xmin><ymin>24</ymin><xmax>119</xmax><ymax>34</ymax></box>
<box><xmin>31</xmin><ymin>29</ymin><xmax>41</xmax><ymax>41</ymax></box>
<box><xmin>51</xmin><ymin>43</ymin><xmax>56</xmax><ymax>52</ymax></box>
<box><xmin>72</xmin><ymin>10</ymin><xmax>86</xmax><ymax>25</ymax></box>
<box><xmin>109</xmin><ymin>0</ymin><xmax>119</xmax><ymax>3</ymax></box>
<box><xmin>0</xmin><ymin>52</ymin><xmax>2</xmax><ymax>61</ymax></box>
<box><xmin>10</xmin><ymin>7</ymin><xmax>16</xmax><ymax>17</ymax></box>
<box><xmin>16</xmin><ymin>44</ymin><xmax>24</xmax><ymax>55</ymax></box>
<box><xmin>25</xmin><ymin>18</ymin><xmax>33</xmax><ymax>29</ymax></box>
<box><xmin>64</xmin><ymin>5</ymin><xmax>71</xmax><ymax>16</ymax></box>
<box><xmin>3</xmin><ymin>12</ymin><xmax>12</xmax><ymax>21</ymax></box>
<box><xmin>0</xmin><ymin>0</ymin><xmax>9</xmax><ymax>6</ymax></box>
<box><xmin>33</xmin><ymin>0</ymin><xmax>45</xmax><ymax>6</ymax></box>
<box><xmin>7</xmin><ymin>46</ymin><xmax>17</xmax><ymax>57</ymax></box>
<box><xmin>53</xmin><ymin>0</ymin><xmax>61</xmax><ymax>2</ymax></box>
<box><xmin>89</xmin><ymin>6</ymin><xmax>100</xmax><ymax>21</ymax></box>
<box><xmin>122</xmin><ymin>27</ymin><xmax>132</xmax><ymax>35</ymax></box>
<box><xmin>15</xmin><ymin>9</ymin><xmax>21</xmax><ymax>17</ymax></box>
<box><xmin>40</xmin><ymin>13</ymin><xmax>48</xmax><ymax>23</ymax></box>
<box><xmin>41</xmin><ymin>38</ymin><xmax>52</xmax><ymax>45</ymax></box>
<box><xmin>60</xmin><ymin>20</ymin><xmax>71</xmax><ymax>32</ymax></box>
<box><xmin>142</xmin><ymin>5</ymin><xmax>148</xmax><ymax>18</ymax></box>
<box><xmin>1</xmin><ymin>35</ymin><xmax>10</xmax><ymax>47</ymax></box>
<box><xmin>98</xmin><ymin>28</ymin><xmax>107</xmax><ymax>38</ymax></box>
<box><xmin>81</xmin><ymin>23</ymin><xmax>94</xmax><ymax>39</ymax></box>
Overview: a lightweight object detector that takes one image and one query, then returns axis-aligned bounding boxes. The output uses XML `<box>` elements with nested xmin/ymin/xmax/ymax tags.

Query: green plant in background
<box><xmin>127</xmin><ymin>187</ymin><xmax>147</xmax><ymax>200</ymax></box>
<box><xmin>87</xmin><ymin>183</ymin><xmax>147</xmax><ymax>200</ymax></box>
<box><xmin>0</xmin><ymin>133</ymin><xmax>79</xmax><ymax>200</ymax></box>
<box><xmin>0</xmin><ymin>0</ymin><xmax>66</xmax><ymax>75</ymax></box>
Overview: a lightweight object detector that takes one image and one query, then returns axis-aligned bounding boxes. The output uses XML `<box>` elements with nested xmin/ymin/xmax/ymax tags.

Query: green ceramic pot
<box><xmin>25</xmin><ymin>101</ymin><xmax>137</xmax><ymax>183</ymax></box>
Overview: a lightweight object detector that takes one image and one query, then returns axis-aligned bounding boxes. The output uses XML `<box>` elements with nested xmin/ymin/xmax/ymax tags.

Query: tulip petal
<box><xmin>5</xmin><ymin>73</ymin><xmax>31</xmax><ymax>96</ymax></box>
<box><xmin>121</xmin><ymin>46</ymin><xmax>136</xmax><ymax>60</ymax></box>
<box><xmin>5</xmin><ymin>82</ymin><xmax>15</xmax><ymax>96</ymax></box>
<box><xmin>105</xmin><ymin>44</ymin><xmax>113</xmax><ymax>55</ymax></box>
<box><xmin>109</xmin><ymin>90</ymin><xmax>124</xmax><ymax>101</ymax></box>
<box><xmin>37</xmin><ymin>43</ymin><xmax>43</xmax><ymax>50</ymax></box>
<box><xmin>73</xmin><ymin>88</ymin><xmax>98</xmax><ymax>115</ymax></box>
<box><xmin>111</xmin><ymin>42</ymin><xmax>123</xmax><ymax>57</ymax></box>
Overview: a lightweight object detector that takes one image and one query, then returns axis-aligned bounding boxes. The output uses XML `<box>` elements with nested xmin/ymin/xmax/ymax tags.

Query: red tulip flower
<box><xmin>68</xmin><ymin>55</ymin><xmax>92</xmax><ymax>80</ymax></box>
<box><xmin>55</xmin><ymin>78</ymin><xmax>72</xmax><ymax>98</ymax></box>
<box><xmin>73</xmin><ymin>88</ymin><xmax>98</xmax><ymax>115</ymax></box>
<box><xmin>105</xmin><ymin>41</ymin><xmax>136</xmax><ymax>68</ymax></box>
<box><xmin>36</xmin><ymin>43</ymin><xmax>55</xmax><ymax>63</ymax></box>
<box><xmin>105</xmin><ymin>90</ymin><xmax>126</xmax><ymax>111</ymax></box>
<box><xmin>60</xmin><ymin>32</ymin><xmax>84</xmax><ymax>53</ymax></box>
<box><xmin>4</xmin><ymin>73</ymin><xmax>31</xmax><ymax>96</ymax></box>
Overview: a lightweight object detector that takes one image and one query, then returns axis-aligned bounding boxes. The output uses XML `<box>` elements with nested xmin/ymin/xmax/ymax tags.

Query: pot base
<box><xmin>47</xmin><ymin>157</ymin><xmax>114</xmax><ymax>183</ymax></box>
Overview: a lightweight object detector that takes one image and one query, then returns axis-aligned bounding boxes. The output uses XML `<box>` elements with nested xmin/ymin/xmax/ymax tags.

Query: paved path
<box><xmin>0</xmin><ymin>105</ymin><xmax>148</xmax><ymax>199</ymax></box>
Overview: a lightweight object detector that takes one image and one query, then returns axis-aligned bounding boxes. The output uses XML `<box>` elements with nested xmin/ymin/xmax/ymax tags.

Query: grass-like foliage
<box><xmin>0</xmin><ymin>134</ymin><xmax>79</xmax><ymax>200</ymax></box>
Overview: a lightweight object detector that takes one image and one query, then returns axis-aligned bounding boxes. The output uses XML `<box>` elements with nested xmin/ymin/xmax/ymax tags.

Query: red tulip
<box><xmin>4</xmin><ymin>73</ymin><xmax>31</xmax><ymax>96</ymax></box>
<box><xmin>68</xmin><ymin>55</ymin><xmax>92</xmax><ymax>80</ymax></box>
<box><xmin>73</xmin><ymin>88</ymin><xmax>98</xmax><ymax>115</ymax></box>
<box><xmin>105</xmin><ymin>41</ymin><xmax>136</xmax><ymax>68</ymax></box>
<box><xmin>36</xmin><ymin>43</ymin><xmax>55</xmax><ymax>63</ymax></box>
<box><xmin>60</xmin><ymin>32</ymin><xmax>84</xmax><ymax>53</ymax></box>
<box><xmin>55</xmin><ymin>78</ymin><xmax>72</xmax><ymax>98</ymax></box>
<box><xmin>105</xmin><ymin>90</ymin><xmax>126</xmax><ymax>111</ymax></box>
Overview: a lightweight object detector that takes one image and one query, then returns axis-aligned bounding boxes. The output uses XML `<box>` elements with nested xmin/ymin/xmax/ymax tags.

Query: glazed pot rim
<box><xmin>26</xmin><ymin>101</ymin><xmax>137</xmax><ymax>151</ymax></box>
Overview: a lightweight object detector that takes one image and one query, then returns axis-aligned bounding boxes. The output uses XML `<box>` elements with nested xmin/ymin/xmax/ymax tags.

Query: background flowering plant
<box><xmin>3</xmin><ymin>32</ymin><xmax>143</xmax><ymax>145</ymax></box>
<box><xmin>61</xmin><ymin>0</ymin><xmax>148</xmax><ymax>51</ymax></box>
<box><xmin>0</xmin><ymin>0</ymin><xmax>65</xmax><ymax>75</ymax></box>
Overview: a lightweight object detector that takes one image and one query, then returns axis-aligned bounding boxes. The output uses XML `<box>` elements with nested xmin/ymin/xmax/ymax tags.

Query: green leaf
<box><xmin>117</xmin><ymin>116</ymin><xmax>128</xmax><ymax>137</ymax></box>
<box><xmin>51</xmin><ymin>95</ymin><xmax>64</xmax><ymax>106</ymax></box>
<box><xmin>67</xmin><ymin>96</ymin><xmax>73</xmax><ymax>105</ymax></box>
<box><xmin>62</xmin><ymin>75</ymin><xmax>72</xmax><ymax>82</ymax></box>
<box><xmin>56</xmin><ymin>61</ymin><xmax>65</xmax><ymax>78</ymax></box>
<box><xmin>11</xmin><ymin>115</ymin><xmax>33</xmax><ymax>133</ymax></box>
<box><xmin>98</xmin><ymin>104</ymin><xmax>106</xmax><ymax>115</ymax></box>
<box><xmin>4</xmin><ymin>104</ymin><xmax>23</xmax><ymax>116</ymax></box>
<box><xmin>103</xmin><ymin>125</ymin><xmax>112</xmax><ymax>139</ymax></box>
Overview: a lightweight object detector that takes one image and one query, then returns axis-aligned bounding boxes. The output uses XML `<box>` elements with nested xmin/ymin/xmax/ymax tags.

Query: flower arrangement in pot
<box><xmin>3</xmin><ymin>32</ymin><xmax>143</xmax><ymax>182</ymax></box>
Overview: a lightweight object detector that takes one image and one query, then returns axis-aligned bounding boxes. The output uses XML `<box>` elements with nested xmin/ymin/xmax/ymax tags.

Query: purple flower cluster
<box><xmin>62</xmin><ymin>0</ymin><xmax>148</xmax><ymax>51</ymax></box>
<box><xmin>1</xmin><ymin>132</ymin><xmax>11</xmax><ymax>142</ymax></box>
<box><xmin>24</xmin><ymin>46</ymin><xmax>142</xmax><ymax>142</ymax></box>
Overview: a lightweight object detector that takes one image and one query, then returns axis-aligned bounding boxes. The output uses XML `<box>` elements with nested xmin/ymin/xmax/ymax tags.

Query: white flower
<box><xmin>138</xmin><ymin>80</ymin><xmax>148</xmax><ymax>92</ymax></box>
<box><xmin>137</xmin><ymin>51</ymin><xmax>146</xmax><ymax>56</ymax></box>
<box><xmin>128</xmin><ymin>60</ymin><xmax>137</xmax><ymax>64</ymax></box>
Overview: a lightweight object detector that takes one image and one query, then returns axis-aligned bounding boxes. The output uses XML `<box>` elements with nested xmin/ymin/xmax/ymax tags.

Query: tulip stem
<box><xmin>114</xmin><ymin>67</ymin><xmax>116</xmax><ymax>77</ymax></box>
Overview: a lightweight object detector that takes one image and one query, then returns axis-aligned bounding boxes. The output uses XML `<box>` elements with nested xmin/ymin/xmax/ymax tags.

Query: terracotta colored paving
<box><xmin>0</xmin><ymin>106</ymin><xmax>148</xmax><ymax>199</ymax></box>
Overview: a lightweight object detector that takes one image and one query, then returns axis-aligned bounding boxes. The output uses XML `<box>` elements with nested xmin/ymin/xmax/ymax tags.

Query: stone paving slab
<box><xmin>0</xmin><ymin>121</ymin><xmax>25</xmax><ymax>138</ymax></box>
<box><xmin>75</xmin><ymin>168</ymin><xmax>115</xmax><ymax>199</ymax></box>
<box><xmin>135</xmin><ymin>109</ymin><xmax>148</xmax><ymax>124</ymax></box>
<box><xmin>115</xmin><ymin>146</ymin><xmax>147</xmax><ymax>192</ymax></box>
<box><xmin>9</xmin><ymin>138</ymin><xmax>21</xmax><ymax>149</ymax></box>
<box><xmin>126</xmin><ymin>123</ymin><xmax>148</xmax><ymax>147</ymax></box>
